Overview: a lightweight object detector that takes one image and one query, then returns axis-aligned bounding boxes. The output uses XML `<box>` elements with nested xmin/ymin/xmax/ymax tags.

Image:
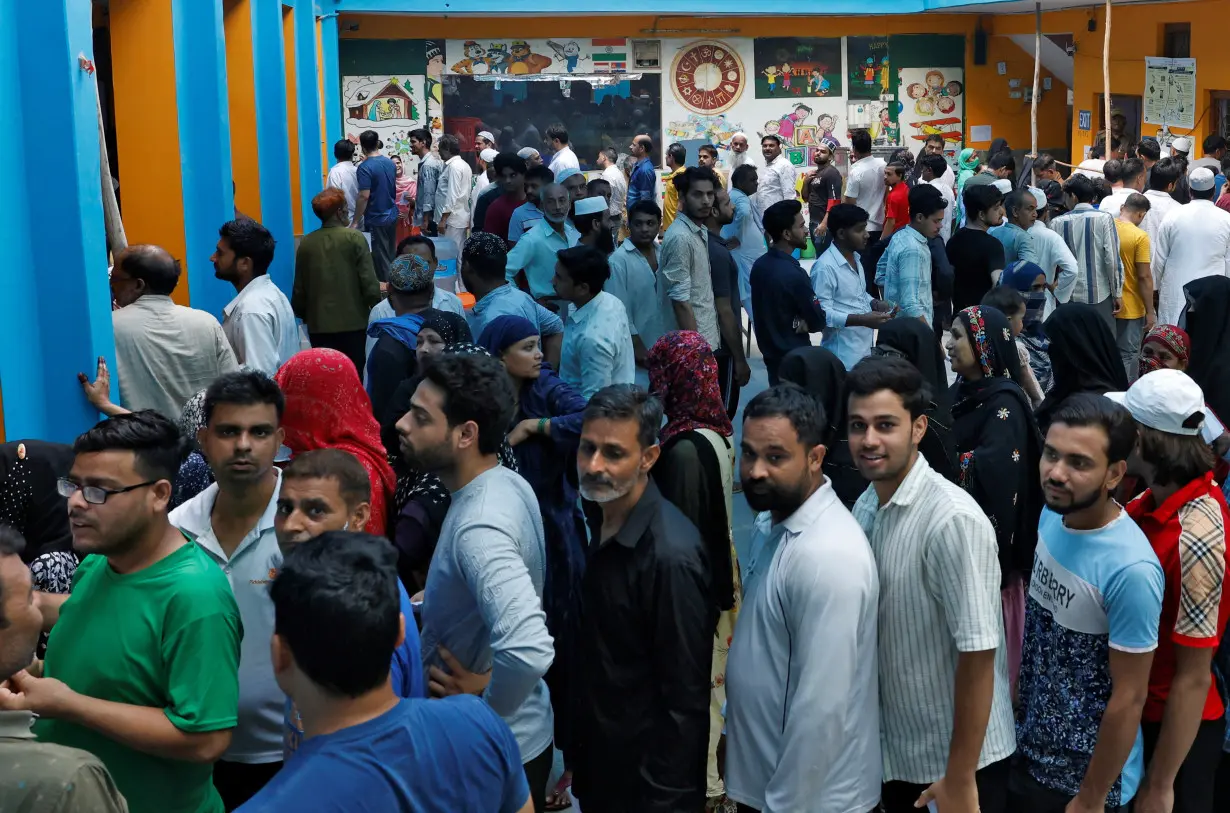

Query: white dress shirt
<box><xmin>548</xmin><ymin>145</ymin><xmax>579</xmax><ymax>174</ymax></box>
<box><xmin>1153</xmin><ymin>199</ymin><xmax>1230</xmax><ymax>324</ymax></box>
<box><xmin>810</xmin><ymin>243</ymin><xmax>874</xmax><ymax>370</ymax></box>
<box><xmin>755</xmin><ymin>154</ymin><xmax>797</xmax><ymax>218</ymax></box>
<box><xmin>170</xmin><ymin>474</ymin><xmax>284</xmax><ymax>763</ymax></box>
<box><xmin>1028</xmin><ymin>221</ymin><xmax>1079</xmax><ymax>318</ymax></box>
<box><xmin>325</xmin><ymin>161</ymin><xmax>359</xmax><ymax>223</ymax></box>
<box><xmin>1139</xmin><ymin>189</ymin><xmax>1182</xmax><ymax>260</ymax></box>
<box><xmin>470</xmin><ymin>172</ymin><xmax>493</xmax><ymax>223</ymax></box>
<box><xmin>602</xmin><ymin>164</ymin><xmax>628</xmax><ymax>220</ymax></box>
<box><xmin>928</xmin><ymin>177</ymin><xmax>956</xmax><ymax>242</ymax></box>
<box><xmin>560</xmin><ymin>291</ymin><xmax>635</xmax><ymax>399</ymax></box>
<box><xmin>725</xmin><ymin>481</ymin><xmax>881</xmax><ymax>813</ymax></box>
<box><xmin>222</xmin><ymin>275</ymin><xmax>300</xmax><ymax>376</ymax></box>
<box><xmin>846</xmin><ymin>155</ymin><xmax>888</xmax><ymax>231</ymax></box>
<box><xmin>435</xmin><ymin>155</ymin><xmax>473</xmax><ymax>229</ymax></box>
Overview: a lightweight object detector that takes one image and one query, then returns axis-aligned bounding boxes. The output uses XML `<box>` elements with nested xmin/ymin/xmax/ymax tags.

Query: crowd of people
<box><xmin>0</xmin><ymin>115</ymin><xmax>1230</xmax><ymax>813</ymax></box>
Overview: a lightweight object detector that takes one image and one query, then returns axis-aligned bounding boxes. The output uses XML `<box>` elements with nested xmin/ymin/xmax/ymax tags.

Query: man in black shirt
<box><xmin>946</xmin><ymin>184</ymin><xmax>1006</xmax><ymax>311</ymax></box>
<box><xmin>802</xmin><ymin>141</ymin><xmax>843</xmax><ymax>252</ymax></box>
<box><xmin>750</xmin><ymin>200</ymin><xmax>827</xmax><ymax>384</ymax></box>
<box><xmin>572</xmin><ymin>385</ymin><xmax>715</xmax><ymax>813</ymax></box>
<box><xmin>704</xmin><ymin>187</ymin><xmax>752</xmax><ymax>416</ymax></box>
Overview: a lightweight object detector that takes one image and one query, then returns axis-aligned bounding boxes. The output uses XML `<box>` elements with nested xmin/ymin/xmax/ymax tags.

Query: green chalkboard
<box><xmin>888</xmin><ymin>34</ymin><xmax>965</xmax><ymax>69</ymax></box>
<box><xmin>339</xmin><ymin>39</ymin><xmax>427</xmax><ymax>76</ymax></box>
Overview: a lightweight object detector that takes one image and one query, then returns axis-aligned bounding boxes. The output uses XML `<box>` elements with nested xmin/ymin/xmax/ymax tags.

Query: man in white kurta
<box><xmin>1152</xmin><ymin>168</ymin><xmax>1230</xmax><ymax>324</ymax></box>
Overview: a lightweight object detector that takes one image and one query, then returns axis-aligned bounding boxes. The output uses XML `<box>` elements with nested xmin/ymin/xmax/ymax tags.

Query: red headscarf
<box><xmin>647</xmin><ymin>331</ymin><xmax>733</xmax><ymax>445</ymax></box>
<box><xmin>1140</xmin><ymin>324</ymin><xmax>1191</xmax><ymax>377</ymax></box>
<box><xmin>274</xmin><ymin>349</ymin><xmax>397</xmax><ymax>536</ymax></box>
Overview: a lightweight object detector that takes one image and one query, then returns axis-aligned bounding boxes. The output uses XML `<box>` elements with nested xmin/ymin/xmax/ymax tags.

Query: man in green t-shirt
<box><xmin>0</xmin><ymin>411</ymin><xmax>241</xmax><ymax>813</ymax></box>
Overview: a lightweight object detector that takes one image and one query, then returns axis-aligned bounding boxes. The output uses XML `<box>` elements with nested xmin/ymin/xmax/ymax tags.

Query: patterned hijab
<box><xmin>418</xmin><ymin>309</ymin><xmax>472</xmax><ymax>347</ymax></box>
<box><xmin>178</xmin><ymin>390</ymin><xmax>208</xmax><ymax>452</ymax></box>
<box><xmin>1140</xmin><ymin>324</ymin><xmax>1190</xmax><ymax>377</ymax></box>
<box><xmin>274</xmin><ymin>349</ymin><xmax>397</xmax><ymax>534</ymax></box>
<box><xmin>647</xmin><ymin>331</ymin><xmax>733</xmax><ymax>444</ymax></box>
<box><xmin>957</xmin><ymin>306</ymin><xmax>1022</xmax><ymax>383</ymax></box>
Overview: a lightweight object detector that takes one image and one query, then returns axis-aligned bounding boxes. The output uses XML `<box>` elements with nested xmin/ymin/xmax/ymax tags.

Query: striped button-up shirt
<box><xmin>1048</xmin><ymin>203</ymin><xmax>1123</xmax><ymax>305</ymax></box>
<box><xmin>875</xmin><ymin>226</ymin><xmax>933</xmax><ymax>321</ymax></box>
<box><xmin>852</xmin><ymin>454</ymin><xmax>1017</xmax><ymax>784</ymax></box>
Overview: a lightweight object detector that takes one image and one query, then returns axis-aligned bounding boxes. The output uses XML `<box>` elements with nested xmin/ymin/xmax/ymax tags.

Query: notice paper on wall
<box><xmin>1144</xmin><ymin>56</ymin><xmax>1196</xmax><ymax>129</ymax></box>
<box><xmin>970</xmin><ymin>125</ymin><xmax>992</xmax><ymax>143</ymax></box>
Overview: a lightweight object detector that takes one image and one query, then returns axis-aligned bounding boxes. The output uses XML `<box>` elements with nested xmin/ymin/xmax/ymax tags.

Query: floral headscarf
<box><xmin>418</xmin><ymin>309</ymin><xmax>473</xmax><ymax>347</ymax></box>
<box><xmin>275</xmin><ymin>349</ymin><xmax>397</xmax><ymax>535</ymax></box>
<box><xmin>957</xmin><ymin>306</ymin><xmax>1022</xmax><ymax>382</ymax></box>
<box><xmin>1140</xmin><ymin>324</ymin><xmax>1190</xmax><ymax>378</ymax></box>
<box><xmin>647</xmin><ymin>331</ymin><xmax>733</xmax><ymax>444</ymax></box>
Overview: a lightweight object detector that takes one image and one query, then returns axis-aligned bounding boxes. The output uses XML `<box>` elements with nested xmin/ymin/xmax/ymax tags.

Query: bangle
<box><xmin>537</xmin><ymin>418</ymin><xmax>549</xmax><ymax>435</ymax></box>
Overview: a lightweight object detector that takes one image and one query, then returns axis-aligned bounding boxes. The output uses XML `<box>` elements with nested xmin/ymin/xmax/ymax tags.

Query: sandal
<box><xmin>545</xmin><ymin>773</ymin><xmax>573</xmax><ymax>811</ymax></box>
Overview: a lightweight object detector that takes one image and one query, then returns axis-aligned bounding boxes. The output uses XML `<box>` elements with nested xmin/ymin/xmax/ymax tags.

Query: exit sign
<box><xmin>1078</xmin><ymin>109</ymin><xmax>1092</xmax><ymax>130</ymax></box>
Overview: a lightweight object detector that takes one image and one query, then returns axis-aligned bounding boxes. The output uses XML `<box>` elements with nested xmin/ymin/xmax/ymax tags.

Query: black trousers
<box><xmin>715</xmin><ymin>351</ymin><xmax>741</xmax><ymax>419</ymax></box>
<box><xmin>882</xmin><ymin>755</ymin><xmax>1010</xmax><ymax>813</ymax></box>
<box><xmin>1006</xmin><ymin>756</ymin><xmax>1124</xmax><ymax>813</ymax></box>
<box><xmin>213</xmin><ymin>759</ymin><xmax>282</xmax><ymax>811</ymax></box>
<box><xmin>523</xmin><ymin>743</ymin><xmax>554</xmax><ymax>813</ymax></box>
<box><xmin>1142</xmin><ymin>717</ymin><xmax>1227</xmax><ymax>813</ymax></box>
<box><xmin>309</xmin><ymin>329</ymin><xmax>368</xmax><ymax>379</ymax></box>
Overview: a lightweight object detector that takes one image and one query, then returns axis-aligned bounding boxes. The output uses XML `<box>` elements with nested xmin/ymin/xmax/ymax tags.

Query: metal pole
<box><xmin>1032</xmin><ymin>1</ymin><xmax>1042</xmax><ymax>182</ymax></box>
<box><xmin>1104</xmin><ymin>0</ymin><xmax>1113</xmax><ymax>157</ymax></box>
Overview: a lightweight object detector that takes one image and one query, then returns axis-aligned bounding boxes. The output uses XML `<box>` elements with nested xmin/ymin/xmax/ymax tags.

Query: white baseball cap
<box><xmin>1191</xmin><ymin>167</ymin><xmax>1216</xmax><ymax>192</ymax></box>
<box><xmin>1104</xmin><ymin>369</ymin><xmax>1206</xmax><ymax>436</ymax></box>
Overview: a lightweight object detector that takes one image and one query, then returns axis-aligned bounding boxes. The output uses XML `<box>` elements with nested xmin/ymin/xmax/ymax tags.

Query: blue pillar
<box><xmin>172</xmin><ymin>0</ymin><xmax>236</xmax><ymax>318</ymax></box>
<box><xmin>320</xmin><ymin>11</ymin><xmax>342</xmax><ymax>151</ymax></box>
<box><xmin>250</xmin><ymin>0</ymin><xmax>295</xmax><ymax>292</ymax></box>
<box><xmin>294</xmin><ymin>2</ymin><xmax>324</xmax><ymax>230</ymax></box>
<box><xmin>0</xmin><ymin>0</ymin><xmax>113</xmax><ymax>442</ymax></box>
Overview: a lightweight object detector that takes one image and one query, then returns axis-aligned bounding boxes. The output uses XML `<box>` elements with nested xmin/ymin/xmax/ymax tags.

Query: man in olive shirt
<box><xmin>3</xmin><ymin>412</ymin><xmax>241</xmax><ymax>813</ymax></box>
<box><xmin>0</xmin><ymin>526</ymin><xmax>127</xmax><ymax>812</ymax></box>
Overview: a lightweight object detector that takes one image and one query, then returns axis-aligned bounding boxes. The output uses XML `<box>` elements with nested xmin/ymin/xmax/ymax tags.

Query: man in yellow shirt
<box><xmin>661</xmin><ymin>143</ymin><xmax>687</xmax><ymax>233</ymax></box>
<box><xmin>1114</xmin><ymin>192</ymin><xmax>1155</xmax><ymax>382</ymax></box>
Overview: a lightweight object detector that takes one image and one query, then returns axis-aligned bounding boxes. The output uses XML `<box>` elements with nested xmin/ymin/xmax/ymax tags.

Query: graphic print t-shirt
<box><xmin>1015</xmin><ymin>508</ymin><xmax>1164</xmax><ymax>807</ymax></box>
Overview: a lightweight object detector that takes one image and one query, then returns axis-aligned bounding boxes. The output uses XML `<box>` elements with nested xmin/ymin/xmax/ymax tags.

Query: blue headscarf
<box><xmin>477</xmin><ymin>315</ymin><xmax>539</xmax><ymax>356</ymax></box>
<box><xmin>1000</xmin><ymin>260</ymin><xmax>1048</xmax><ymax>335</ymax></box>
<box><xmin>367</xmin><ymin>312</ymin><xmax>425</xmax><ymax>351</ymax></box>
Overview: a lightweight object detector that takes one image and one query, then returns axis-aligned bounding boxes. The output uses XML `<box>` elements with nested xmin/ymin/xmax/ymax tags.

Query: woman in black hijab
<box><xmin>778</xmin><ymin>346</ymin><xmax>867</xmax><ymax>506</ymax></box>
<box><xmin>1035</xmin><ymin>302</ymin><xmax>1129</xmax><ymax>430</ymax></box>
<box><xmin>874</xmin><ymin>318</ymin><xmax>958</xmax><ymax>482</ymax></box>
<box><xmin>1182</xmin><ymin>276</ymin><xmax>1230</xmax><ymax>425</ymax></box>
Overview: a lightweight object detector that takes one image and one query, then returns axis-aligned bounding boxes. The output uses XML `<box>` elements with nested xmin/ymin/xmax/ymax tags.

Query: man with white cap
<box><xmin>517</xmin><ymin>147</ymin><xmax>543</xmax><ymax>168</ymax></box>
<box><xmin>1170</xmin><ymin>136</ymin><xmax>1192</xmax><ymax>161</ymax></box>
<box><xmin>471</xmin><ymin>148</ymin><xmax>502</xmax><ymax>234</ymax></box>
<box><xmin>1152</xmin><ymin>167</ymin><xmax>1230</xmax><ymax>325</ymax></box>
<box><xmin>472</xmin><ymin>147</ymin><xmax>499</xmax><ymax>213</ymax></box>
<box><xmin>475</xmin><ymin>130</ymin><xmax>496</xmax><ymax>153</ymax></box>
<box><xmin>1112</xmin><ymin>369</ymin><xmax>1230</xmax><ymax>813</ymax></box>
<box><xmin>507</xmin><ymin>183</ymin><xmax>580</xmax><ymax>304</ymax></box>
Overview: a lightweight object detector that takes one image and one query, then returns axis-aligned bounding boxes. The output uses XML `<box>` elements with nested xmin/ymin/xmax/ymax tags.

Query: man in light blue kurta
<box><xmin>553</xmin><ymin>245</ymin><xmax>635</xmax><ymax>398</ymax></box>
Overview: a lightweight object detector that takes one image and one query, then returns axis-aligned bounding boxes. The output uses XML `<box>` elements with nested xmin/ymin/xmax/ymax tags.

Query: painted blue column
<box><xmin>172</xmin><ymin>0</ymin><xmax>236</xmax><ymax>319</ymax></box>
<box><xmin>250</xmin><ymin>0</ymin><xmax>295</xmax><ymax>293</ymax></box>
<box><xmin>320</xmin><ymin>11</ymin><xmax>342</xmax><ymax>151</ymax></box>
<box><xmin>0</xmin><ymin>0</ymin><xmax>113</xmax><ymax>442</ymax></box>
<box><xmin>294</xmin><ymin>1</ymin><xmax>324</xmax><ymax>230</ymax></box>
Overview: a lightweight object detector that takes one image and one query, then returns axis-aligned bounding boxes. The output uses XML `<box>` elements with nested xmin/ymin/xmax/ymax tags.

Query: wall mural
<box><xmin>670</xmin><ymin>40</ymin><xmax>746</xmax><ymax>115</ymax></box>
<box><xmin>342</xmin><ymin>75</ymin><xmax>428</xmax><ymax>158</ymax></box>
<box><xmin>443</xmin><ymin>38</ymin><xmax>631</xmax><ymax>75</ymax></box>
<box><xmin>752</xmin><ymin>37</ymin><xmax>843</xmax><ymax>100</ymax></box>
<box><xmin>898</xmin><ymin>66</ymin><xmax>964</xmax><ymax>153</ymax></box>
<box><xmin>847</xmin><ymin>100</ymin><xmax>900</xmax><ymax>146</ymax></box>
<box><xmin>846</xmin><ymin>36</ymin><xmax>892</xmax><ymax>101</ymax></box>
<box><xmin>425</xmin><ymin>42</ymin><xmax>445</xmax><ymax>139</ymax></box>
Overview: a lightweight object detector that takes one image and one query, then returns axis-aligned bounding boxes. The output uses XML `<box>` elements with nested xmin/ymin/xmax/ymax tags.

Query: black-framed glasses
<box><xmin>56</xmin><ymin>477</ymin><xmax>158</xmax><ymax>506</ymax></box>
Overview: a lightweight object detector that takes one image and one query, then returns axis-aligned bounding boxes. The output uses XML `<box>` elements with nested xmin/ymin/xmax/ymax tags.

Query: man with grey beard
<box><xmin>571</xmin><ymin>385</ymin><xmax>716</xmax><ymax>813</ymax></box>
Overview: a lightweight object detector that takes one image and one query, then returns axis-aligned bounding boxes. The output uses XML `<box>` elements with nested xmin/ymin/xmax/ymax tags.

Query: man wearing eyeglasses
<box><xmin>0</xmin><ymin>410</ymin><xmax>242</xmax><ymax>813</ymax></box>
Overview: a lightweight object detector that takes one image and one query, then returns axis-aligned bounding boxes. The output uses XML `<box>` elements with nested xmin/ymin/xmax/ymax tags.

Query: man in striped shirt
<box><xmin>846</xmin><ymin>356</ymin><xmax>1016</xmax><ymax>813</ymax></box>
<box><xmin>1049</xmin><ymin>174</ymin><xmax>1124</xmax><ymax>332</ymax></box>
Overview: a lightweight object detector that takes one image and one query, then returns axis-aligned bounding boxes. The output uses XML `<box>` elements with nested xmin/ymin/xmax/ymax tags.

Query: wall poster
<box><xmin>342</xmin><ymin>75</ymin><xmax>428</xmax><ymax>158</ymax></box>
<box><xmin>1144</xmin><ymin>57</ymin><xmax>1196</xmax><ymax>129</ymax></box>
<box><xmin>671</xmin><ymin>40</ymin><xmax>746</xmax><ymax>115</ymax></box>
<box><xmin>846</xmin><ymin>36</ymin><xmax>892</xmax><ymax>100</ymax></box>
<box><xmin>751</xmin><ymin>37</ymin><xmax>842</xmax><ymax>99</ymax></box>
<box><xmin>898</xmin><ymin>67</ymin><xmax>964</xmax><ymax>153</ymax></box>
<box><xmin>847</xmin><ymin>100</ymin><xmax>900</xmax><ymax>146</ymax></box>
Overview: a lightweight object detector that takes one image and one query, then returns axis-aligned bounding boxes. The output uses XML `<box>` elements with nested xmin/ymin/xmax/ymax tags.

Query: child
<box><xmin>982</xmin><ymin>281</ymin><xmax>1046</xmax><ymax>407</ymax></box>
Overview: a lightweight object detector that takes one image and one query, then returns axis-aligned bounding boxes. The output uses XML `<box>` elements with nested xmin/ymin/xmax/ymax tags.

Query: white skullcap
<box><xmin>574</xmin><ymin>197</ymin><xmax>607</xmax><ymax>216</ymax></box>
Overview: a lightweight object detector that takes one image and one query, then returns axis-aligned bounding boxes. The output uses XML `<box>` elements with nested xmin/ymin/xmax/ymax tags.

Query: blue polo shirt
<box><xmin>357</xmin><ymin>155</ymin><xmax>398</xmax><ymax>228</ymax></box>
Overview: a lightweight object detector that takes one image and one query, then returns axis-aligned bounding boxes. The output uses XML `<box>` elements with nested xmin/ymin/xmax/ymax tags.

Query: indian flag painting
<box><xmin>592</xmin><ymin>38</ymin><xmax>627</xmax><ymax>72</ymax></box>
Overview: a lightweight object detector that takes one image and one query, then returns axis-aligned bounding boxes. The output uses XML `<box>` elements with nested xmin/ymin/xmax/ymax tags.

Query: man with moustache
<box><xmin>847</xmin><ymin>357</ymin><xmax>1016</xmax><ymax>813</ymax></box>
<box><xmin>8</xmin><ymin>411</ymin><xmax>241</xmax><ymax>813</ymax></box>
<box><xmin>724</xmin><ymin>384</ymin><xmax>880</xmax><ymax>813</ymax></box>
<box><xmin>169</xmin><ymin>371</ymin><xmax>289</xmax><ymax>809</ymax></box>
<box><xmin>756</xmin><ymin>134</ymin><xmax>797</xmax><ymax>216</ymax></box>
<box><xmin>1011</xmin><ymin>394</ymin><xmax>1164</xmax><ymax>813</ymax></box>
<box><xmin>212</xmin><ymin>218</ymin><xmax>299</xmax><ymax>375</ymax></box>
<box><xmin>571</xmin><ymin>384</ymin><xmax>715</xmax><ymax>813</ymax></box>
<box><xmin>394</xmin><ymin>354</ymin><xmax>555</xmax><ymax>808</ymax></box>
<box><xmin>728</xmin><ymin>132</ymin><xmax>753</xmax><ymax>169</ymax></box>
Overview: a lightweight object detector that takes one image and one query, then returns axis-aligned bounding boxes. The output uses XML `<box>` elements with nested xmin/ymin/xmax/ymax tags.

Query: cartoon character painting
<box><xmin>781</xmin><ymin>63</ymin><xmax>793</xmax><ymax>92</ymax></box>
<box><xmin>508</xmin><ymin>40</ymin><xmax>553</xmax><ymax>74</ymax></box>
<box><xmin>451</xmin><ymin>41</ymin><xmax>487</xmax><ymax>75</ymax></box>
<box><xmin>807</xmin><ymin>69</ymin><xmax>832</xmax><ymax>96</ymax></box>
<box><xmin>879</xmin><ymin>55</ymin><xmax>892</xmax><ymax>95</ymax></box>
<box><xmin>485</xmin><ymin>43</ymin><xmax>511</xmax><ymax>74</ymax></box>
<box><xmin>775</xmin><ymin>103</ymin><xmax>812</xmax><ymax>142</ymax></box>
<box><xmin>877</xmin><ymin>107</ymin><xmax>900</xmax><ymax>143</ymax></box>
<box><xmin>762</xmin><ymin>65</ymin><xmax>779</xmax><ymax>94</ymax></box>
<box><xmin>816</xmin><ymin>113</ymin><xmax>837</xmax><ymax>142</ymax></box>
<box><xmin>863</xmin><ymin>58</ymin><xmax>876</xmax><ymax>86</ymax></box>
<box><xmin>547</xmin><ymin>40</ymin><xmax>586</xmax><ymax>73</ymax></box>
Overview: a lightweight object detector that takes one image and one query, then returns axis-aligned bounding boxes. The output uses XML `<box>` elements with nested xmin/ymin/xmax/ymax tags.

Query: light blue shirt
<box><xmin>811</xmin><ymin>243</ymin><xmax>874</xmax><ymax>370</ymax></box>
<box><xmin>606</xmin><ymin>239</ymin><xmax>663</xmax><ymax>341</ymax></box>
<box><xmin>506</xmin><ymin>220</ymin><xmax>580</xmax><ymax>299</ymax></box>
<box><xmin>875</xmin><ymin>227</ymin><xmax>933</xmax><ymax>321</ymax></box>
<box><xmin>990</xmin><ymin>222</ymin><xmax>1038</xmax><ymax>265</ymax></box>
<box><xmin>468</xmin><ymin>283</ymin><xmax>564</xmax><ymax>340</ymax></box>
<box><xmin>721</xmin><ymin>188</ymin><xmax>767</xmax><ymax>314</ymax></box>
<box><xmin>560</xmin><ymin>291</ymin><xmax>636</xmax><ymax>399</ymax></box>
<box><xmin>507</xmin><ymin>202</ymin><xmax>544</xmax><ymax>244</ymax></box>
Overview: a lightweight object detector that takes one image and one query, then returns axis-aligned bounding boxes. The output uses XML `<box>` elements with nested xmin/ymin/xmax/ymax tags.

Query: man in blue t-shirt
<box><xmin>1012</xmin><ymin>393</ymin><xmax>1165</xmax><ymax>813</ymax></box>
<box><xmin>238</xmin><ymin>532</ymin><xmax>531</xmax><ymax>813</ymax></box>
<box><xmin>272</xmin><ymin>450</ymin><xmax>425</xmax><ymax>758</ymax></box>
<box><xmin>353</xmin><ymin>129</ymin><xmax>399</xmax><ymax>283</ymax></box>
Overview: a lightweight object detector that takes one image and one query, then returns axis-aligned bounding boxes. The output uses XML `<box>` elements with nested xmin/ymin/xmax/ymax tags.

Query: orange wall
<box><xmin>110</xmin><ymin>0</ymin><xmax>190</xmax><ymax>305</ymax></box>
<box><xmin>282</xmin><ymin>5</ymin><xmax>303</xmax><ymax>236</ymax></box>
<box><xmin>338</xmin><ymin>13</ymin><xmax>1069</xmax><ymax>156</ymax></box>
<box><xmin>225</xmin><ymin>0</ymin><xmax>262</xmax><ymax>221</ymax></box>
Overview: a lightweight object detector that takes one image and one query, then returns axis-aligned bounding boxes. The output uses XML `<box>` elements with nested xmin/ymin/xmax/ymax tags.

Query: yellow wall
<box><xmin>110</xmin><ymin>0</ymin><xmax>190</xmax><ymax>305</ymax></box>
<box><xmin>970</xmin><ymin>34</ymin><xmax>1069</xmax><ymax>153</ymax></box>
<box><xmin>225</xmin><ymin>0</ymin><xmax>262</xmax><ymax>221</ymax></box>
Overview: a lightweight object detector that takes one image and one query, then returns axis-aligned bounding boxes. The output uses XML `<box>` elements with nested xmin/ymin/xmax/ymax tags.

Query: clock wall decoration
<box><xmin>671</xmin><ymin>40</ymin><xmax>745</xmax><ymax>115</ymax></box>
